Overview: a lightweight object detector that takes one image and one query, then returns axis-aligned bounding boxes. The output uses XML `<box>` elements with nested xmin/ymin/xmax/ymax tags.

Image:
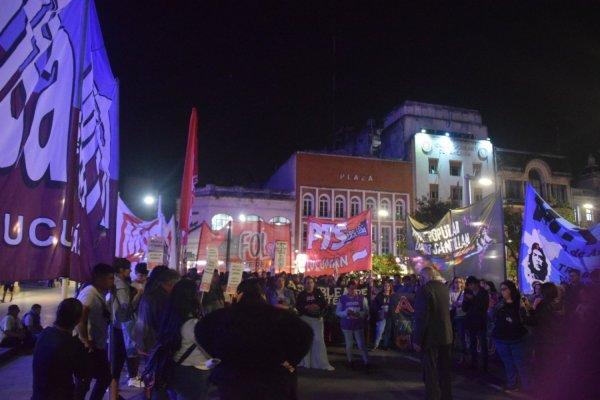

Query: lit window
<box><xmin>395</xmin><ymin>200</ymin><xmax>405</xmax><ymax>220</ymax></box>
<box><xmin>429</xmin><ymin>184</ymin><xmax>439</xmax><ymax>200</ymax></box>
<box><xmin>366</xmin><ymin>198</ymin><xmax>376</xmax><ymax>210</ymax></box>
<box><xmin>211</xmin><ymin>213</ymin><xmax>232</xmax><ymax>230</ymax></box>
<box><xmin>381</xmin><ymin>226</ymin><xmax>391</xmax><ymax>254</ymax></box>
<box><xmin>586</xmin><ymin>208</ymin><xmax>593</xmax><ymax>222</ymax></box>
<box><xmin>319</xmin><ymin>195</ymin><xmax>330</xmax><ymax>217</ymax></box>
<box><xmin>380</xmin><ymin>199</ymin><xmax>391</xmax><ymax>219</ymax></box>
<box><xmin>269</xmin><ymin>216</ymin><xmax>290</xmax><ymax>225</ymax></box>
<box><xmin>429</xmin><ymin>158</ymin><xmax>439</xmax><ymax>174</ymax></box>
<box><xmin>335</xmin><ymin>197</ymin><xmax>345</xmax><ymax>218</ymax></box>
<box><xmin>472</xmin><ymin>163</ymin><xmax>481</xmax><ymax>177</ymax></box>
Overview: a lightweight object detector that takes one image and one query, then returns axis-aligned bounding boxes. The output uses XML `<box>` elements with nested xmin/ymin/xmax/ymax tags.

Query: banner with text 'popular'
<box><xmin>518</xmin><ymin>185</ymin><xmax>600</xmax><ymax>293</ymax></box>
<box><xmin>304</xmin><ymin>209</ymin><xmax>372</xmax><ymax>276</ymax></box>
<box><xmin>407</xmin><ymin>192</ymin><xmax>505</xmax><ymax>283</ymax></box>
<box><xmin>196</xmin><ymin>221</ymin><xmax>291</xmax><ymax>272</ymax></box>
<box><xmin>0</xmin><ymin>0</ymin><xmax>118</xmax><ymax>281</ymax></box>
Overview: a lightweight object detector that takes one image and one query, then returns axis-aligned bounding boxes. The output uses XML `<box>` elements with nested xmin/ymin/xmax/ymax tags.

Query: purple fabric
<box><xmin>339</xmin><ymin>294</ymin><xmax>365</xmax><ymax>331</ymax></box>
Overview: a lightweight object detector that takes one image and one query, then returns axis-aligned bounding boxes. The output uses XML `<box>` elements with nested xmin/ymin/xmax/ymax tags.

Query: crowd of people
<box><xmin>3</xmin><ymin>259</ymin><xmax>596</xmax><ymax>399</ymax></box>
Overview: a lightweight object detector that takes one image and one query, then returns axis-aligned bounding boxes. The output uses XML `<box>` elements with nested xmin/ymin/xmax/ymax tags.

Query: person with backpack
<box><xmin>145</xmin><ymin>279</ymin><xmax>214</xmax><ymax>400</ymax></box>
<box><xmin>108</xmin><ymin>258</ymin><xmax>143</xmax><ymax>393</ymax></box>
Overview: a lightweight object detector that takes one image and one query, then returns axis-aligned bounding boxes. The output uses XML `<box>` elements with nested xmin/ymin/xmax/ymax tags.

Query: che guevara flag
<box><xmin>304</xmin><ymin>209</ymin><xmax>372</xmax><ymax>276</ymax></box>
<box><xmin>0</xmin><ymin>0</ymin><xmax>119</xmax><ymax>281</ymax></box>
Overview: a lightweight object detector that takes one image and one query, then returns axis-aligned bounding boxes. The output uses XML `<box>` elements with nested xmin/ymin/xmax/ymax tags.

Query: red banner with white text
<box><xmin>304</xmin><ymin>210</ymin><xmax>372</xmax><ymax>276</ymax></box>
<box><xmin>196</xmin><ymin>221</ymin><xmax>291</xmax><ymax>272</ymax></box>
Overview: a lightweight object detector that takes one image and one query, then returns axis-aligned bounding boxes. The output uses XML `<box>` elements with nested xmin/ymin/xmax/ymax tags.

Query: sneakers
<box><xmin>503</xmin><ymin>386</ymin><xmax>519</xmax><ymax>393</ymax></box>
<box><xmin>127</xmin><ymin>377</ymin><xmax>144</xmax><ymax>388</ymax></box>
<box><xmin>324</xmin><ymin>365</ymin><xmax>335</xmax><ymax>371</ymax></box>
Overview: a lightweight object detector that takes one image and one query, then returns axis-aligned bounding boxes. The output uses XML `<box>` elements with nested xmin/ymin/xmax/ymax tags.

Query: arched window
<box><xmin>380</xmin><ymin>199</ymin><xmax>391</xmax><ymax>219</ymax></box>
<box><xmin>319</xmin><ymin>195</ymin><xmax>330</xmax><ymax>217</ymax></box>
<box><xmin>366</xmin><ymin>197</ymin><xmax>376</xmax><ymax>211</ymax></box>
<box><xmin>528</xmin><ymin>169</ymin><xmax>543</xmax><ymax>195</ymax></box>
<box><xmin>335</xmin><ymin>196</ymin><xmax>346</xmax><ymax>218</ymax></box>
<box><xmin>350</xmin><ymin>197</ymin><xmax>361</xmax><ymax>216</ymax></box>
<box><xmin>395</xmin><ymin>200</ymin><xmax>405</xmax><ymax>220</ymax></box>
<box><xmin>269</xmin><ymin>216</ymin><xmax>291</xmax><ymax>225</ymax></box>
<box><xmin>302</xmin><ymin>194</ymin><xmax>314</xmax><ymax>217</ymax></box>
<box><xmin>211</xmin><ymin>213</ymin><xmax>232</xmax><ymax>230</ymax></box>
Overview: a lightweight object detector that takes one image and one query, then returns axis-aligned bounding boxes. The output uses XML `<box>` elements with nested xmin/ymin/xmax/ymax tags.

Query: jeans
<box><xmin>110</xmin><ymin>326</ymin><xmax>138</xmax><ymax>380</ymax></box>
<box><xmin>468</xmin><ymin>327</ymin><xmax>488</xmax><ymax>370</ymax></box>
<box><xmin>374</xmin><ymin>317</ymin><xmax>393</xmax><ymax>348</ymax></box>
<box><xmin>342</xmin><ymin>329</ymin><xmax>369</xmax><ymax>363</ymax></box>
<box><xmin>421</xmin><ymin>345</ymin><xmax>453</xmax><ymax>400</ymax></box>
<box><xmin>453</xmin><ymin>317</ymin><xmax>466</xmax><ymax>356</ymax></box>
<box><xmin>494</xmin><ymin>336</ymin><xmax>531</xmax><ymax>390</ymax></box>
<box><xmin>74</xmin><ymin>349</ymin><xmax>112</xmax><ymax>400</ymax></box>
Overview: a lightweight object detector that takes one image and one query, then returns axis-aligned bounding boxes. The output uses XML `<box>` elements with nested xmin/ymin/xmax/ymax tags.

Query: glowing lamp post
<box><xmin>464</xmin><ymin>174</ymin><xmax>493</xmax><ymax>207</ymax></box>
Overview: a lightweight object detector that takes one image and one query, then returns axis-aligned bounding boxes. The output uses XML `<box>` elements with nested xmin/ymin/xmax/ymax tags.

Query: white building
<box><xmin>380</xmin><ymin>101</ymin><xmax>495</xmax><ymax>205</ymax></box>
<box><xmin>185</xmin><ymin>185</ymin><xmax>295</xmax><ymax>262</ymax></box>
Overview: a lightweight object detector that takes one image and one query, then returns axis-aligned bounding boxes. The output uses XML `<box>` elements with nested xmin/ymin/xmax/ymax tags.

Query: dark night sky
<box><xmin>95</xmin><ymin>1</ymin><xmax>600</xmax><ymax>216</ymax></box>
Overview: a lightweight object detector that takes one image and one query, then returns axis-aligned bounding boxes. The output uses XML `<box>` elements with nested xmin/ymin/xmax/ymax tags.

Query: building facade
<box><xmin>186</xmin><ymin>185</ymin><xmax>295</xmax><ymax>263</ymax></box>
<box><xmin>572</xmin><ymin>155</ymin><xmax>600</xmax><ymax>227</ymax></box>
<box><xmin>267</xmin><ymin>152</ymin><xmax>413</xmax><ymax>256</ymax></box>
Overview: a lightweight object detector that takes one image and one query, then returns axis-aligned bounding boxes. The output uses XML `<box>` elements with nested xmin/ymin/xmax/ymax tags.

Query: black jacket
<box><xmin>296</xmin><ymin>289</ymin><xmax>328</xmax><ymax>318</ymax></box>
<box><xmin>491</xmin><ymin>301</ymin><xmax>528</xmax><ymax>341</ymax></box>
<box><xmin>462</xmin><ymin>288</ymin><xmax>489</xmax><ymax>330</ymax></box>
<box><xmin>413</xmin><ymin>281</ymin><xmax>453</xmax><ymax>349</ymax></box>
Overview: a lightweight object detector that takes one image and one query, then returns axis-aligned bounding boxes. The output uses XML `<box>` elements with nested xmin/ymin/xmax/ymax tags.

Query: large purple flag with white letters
<box><xmin>0</xmin><ymin>0</ymin><xmax>118</xmax><ymax>281</ymax></box>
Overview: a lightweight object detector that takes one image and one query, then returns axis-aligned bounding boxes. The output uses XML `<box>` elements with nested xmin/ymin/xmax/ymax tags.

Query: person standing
<box><xmin>462</xmin><ymin>276</ymin><xmax>489</xmax><ymax>372</ymax></box>
<box><xmin>412</xmin><ymin>266</ymin><xmax>453</xmax><ymax>400</ymax></box>
<box><xmin>74</xmin><ymin>263</ymin><xmax>114</xmax><ymax>400</ymax></box>
<box><xmin>371</xmin><ymin>280</ymin><xmax>396</xmax><ymax>350</ymax></box>
<box><xmin>296</xmin><ymin>276</ymin><xmax>334</xmax><ymax>371</ymax></box>
<box><xmin>268</xmin><ymin>275</ymin><xmax>297</xmax><ymax>313</ymax></box>
<box><xmin>1</xmin><ymin>281</ymin><xmax>15</xmax><ymax>303</ymax></box>
<box><xmin>492</xmin><ymin>280</ymin><xmax>530</xmax><ymax>392</ymax></box>
<box><xmin>336</xmin><ymin>279</ymin><xmax>369</xmax><ymax>371</ymax></box>
<box><xmin>31</xmin><ymin>298</ymin><xmax>88</xmax><ymax>400</ymax></box>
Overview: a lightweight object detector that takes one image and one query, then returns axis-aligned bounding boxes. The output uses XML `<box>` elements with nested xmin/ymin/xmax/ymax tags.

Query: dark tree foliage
<box><xmin>412</xmin><ymin>196</ymin><xmax>459</xmax><ymax>227</ymax></box>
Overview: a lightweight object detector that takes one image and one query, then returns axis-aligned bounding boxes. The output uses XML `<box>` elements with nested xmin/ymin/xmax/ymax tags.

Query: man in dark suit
<box><xmin>413</xmin><ymin>266</ymin><xmax>453</xmax><ymax>400</ymax></box>
<box><xmin>462</xmin><ymin>276</ymin><xmax>489</xmax><ymax>372</ymax></box>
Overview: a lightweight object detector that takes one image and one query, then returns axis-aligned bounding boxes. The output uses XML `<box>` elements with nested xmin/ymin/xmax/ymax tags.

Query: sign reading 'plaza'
<box><xmin>338</xmin><ymin>172</ymin><xmax>374</xmax><ymax>182</ymax></box>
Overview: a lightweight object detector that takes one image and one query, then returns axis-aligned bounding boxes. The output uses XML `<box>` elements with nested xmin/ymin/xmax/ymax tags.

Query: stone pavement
<box><xmin>0</xmin><ymin>285</ymin><xmax>528</xmax><ymax>399</ymax></box>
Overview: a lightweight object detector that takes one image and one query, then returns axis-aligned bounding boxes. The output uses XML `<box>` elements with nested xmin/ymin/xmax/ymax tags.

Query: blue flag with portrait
<box><xmin>519</xmin><ymin>185</ymin><xmax>600</xmax><ymax>293</ymax></box>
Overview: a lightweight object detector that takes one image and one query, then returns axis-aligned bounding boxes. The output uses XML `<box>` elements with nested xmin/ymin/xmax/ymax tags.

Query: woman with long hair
<box><xmin>491</xmin><ymin>280</ymin><xmax>530</xmax><ymax>392</ymax></box>
<box><xmin>154</xmin><ymin>279</ymin><xmax>212</xmax><ymax>400</ymax></box>
<box><xmin>297</xmin><ymin>276</ymin><xmax>334</xmax><ymax>370</ymax></box>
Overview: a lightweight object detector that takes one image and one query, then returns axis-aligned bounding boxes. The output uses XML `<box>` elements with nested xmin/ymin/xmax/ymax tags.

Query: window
<box><xmin>381</xmin><ymin>226</ymin><xmax>391</xmax><ymax>254</ymax></box>
<box><xmin>302</xmin><ymin>223</ymin><xmax>307</xmax><ymax>251</ymax></box>
<box><xmin>380</xmin><ymin>199</ymin><xmax>391</xmax><ymax>219</ymax></box>
<box><xmin>528</xmin><ymin>169</ymin><xmax>543</xmax><ymax>195</ymax></box>
<box><xmin>429</xmin><ymin>184</ymin><xmax>439</xmax><ymax>200</ymax></box>
<box><xmin>586</xmin><ymin>208</ymin><xmax>593</xmax><ymax>222</ymax></box>
<box><xmin>506</xmin><ymin>180</ymin><xmax>523</xmax><ymax>200</ymax></box>
<box><xmin>472</xmin><ymin>163</ymin><xmax>481</xmax><ymax>177</ymax></box>
<box><xmin>474</xmin><ymin>187</ymin><xmax>483</xmax><ymax>202</ymax></box>
<box><xmin>211</xmin><ymin>213</ymin><xmax>232</xmax><ymax>230</ymax></box>
<box><xmin>451</xmin><ymin>185</ymin><xmax>463</xmax><ymax>202</ymax></box>
<box><xmin>395</xmin><ymin>200</ymin><xmax>405</xmax><ymax>220</ymax></box>
<box><xmin>269</xmin><ymin>216</ymin><xmax>290</xmax><ymax>225</ymax></box>
<box><xmin>449</xmin><ymin>161</ymin><xmax>462</xmax><ymax>177</ymax></box>
<box><xmin>245</xmin><ymin>215</ymin><xmax>262</xmax><ymax>222</ymax></box>
<box><xmin>319</xmin><ymin>195</ymin><xmax>330</xmax><ymax>217</ymax></box>
<box><xmin>428</xmin><ymin>158</ymin><xmax>439</xmax><ymax>174</ymax></box>
<box><xmin>396</xmin><ymin>227</ymin><xmax>405</xmax><ymax>243</ymax></box>
<box><xmin>372</xmin><ymin>224</ymin><xmax>378</xmax><ymax>252</ymax></box>
<box><xmin>302</xmin><ymin>194</ymin><xmax>313</xmax><ymax>217</ymax></box>
<box><xmin>335</xmin><ymin>196</ymin><xmax>346</xmax><ymax>218</ymax></box>
<box><xmin>550</xmin><ymin>184</ymin><xmax>567</xmax><ymax>204</ymax></box>
<box><xmin>366</xmin><ymin>197</ymin><xmax>376</xmax><ymax>210</ymax></box>
<box><xmin>350</xmin><ymin>197</ymin><xmax>361</xmax><ymax>216</ymax></box>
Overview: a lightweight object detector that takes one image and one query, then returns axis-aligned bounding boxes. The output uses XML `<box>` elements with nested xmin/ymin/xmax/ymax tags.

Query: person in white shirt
<box><xmin>154</xmin><ymin>279</ymin><xmax>213</xmax><ymax>400</ymax></box>
<box><xmin>0</xmin><ymin>305</ymin><xmax>30</xmax><ymax>348</ymax></box>
<box><xmin>74</xmin><ymin>263</ymin><xmax>114</xmax><ymax>400</ymax></box>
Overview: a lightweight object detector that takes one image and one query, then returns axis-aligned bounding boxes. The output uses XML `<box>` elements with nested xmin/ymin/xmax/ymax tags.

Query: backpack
<box><xmin>141</xmin><ymin>342</ymin><xmax>196</xmax><ymax>390</ymax></box>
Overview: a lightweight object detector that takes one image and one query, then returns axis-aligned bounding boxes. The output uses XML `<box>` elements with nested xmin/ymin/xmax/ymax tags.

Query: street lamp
<box><xmin>464</xmin><ymin>174</ymin><xmax>493</xmax><ymax>207</ymax></box>
<box><xmin>377</xmin><ymin>209</ymin><xmax>389</xmax><ymax>218</ymax></box>
<box><xmin>295</xmin><ymin>253</ymin><xmax>307</xmax><ymax>274</ymax></box>
<box><xmin>143</xmin><ymin>195</ymin><xmax>156</xmax><ymax>206</ymax></box>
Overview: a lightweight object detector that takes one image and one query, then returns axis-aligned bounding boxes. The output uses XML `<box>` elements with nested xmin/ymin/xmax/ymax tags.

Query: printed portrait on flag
<box><xmin>406</xmin><ymin>192</ymin><xmax>505</xmax><ymax>284</ymax></box>
<box><xmin>304</xmin><ymin>209</ymin><xmax>372</xmax><ymax>276</ymax></box>
<box><xmin>518</xmin><ymin>185</ymin><xmax>600</xmax><ymax>293</ymax></box>
<box><xmin>0</xmin><ymin>0</ymin><xmax>118</xmax><ymax>281</ymax></box>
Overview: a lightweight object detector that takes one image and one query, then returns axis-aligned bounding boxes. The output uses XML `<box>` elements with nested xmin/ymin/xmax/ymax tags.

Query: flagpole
<box><xmin>225</xmin><ymin>221</ymin><xmax>232</xmax><ymax>272</ymax></box>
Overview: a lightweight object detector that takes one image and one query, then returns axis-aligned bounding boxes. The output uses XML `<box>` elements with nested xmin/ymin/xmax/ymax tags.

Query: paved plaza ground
<box><xmin>0</xmin><ymin>285</ymin><xmax>526</xmax><ymax>399</ymax></box>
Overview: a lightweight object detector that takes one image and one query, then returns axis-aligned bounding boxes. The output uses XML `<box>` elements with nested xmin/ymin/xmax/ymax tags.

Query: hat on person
<box><xmin>135</xmin><ymin>263</ymin><xmax>149</xmax><ymax>275</ymax></box>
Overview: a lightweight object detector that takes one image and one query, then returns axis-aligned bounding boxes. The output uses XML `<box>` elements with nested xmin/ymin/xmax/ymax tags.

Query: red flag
<box><xmin>179</xmin><ymin>108</ymin><xmax>199</xmax><ymax>248</ymax></box>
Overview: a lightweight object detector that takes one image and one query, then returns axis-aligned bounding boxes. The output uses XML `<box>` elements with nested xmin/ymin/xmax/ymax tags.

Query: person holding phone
<box><xmin>336</xmin><ymin>280</ymin><xmax>369</xmax><ymax>371</ymax></box>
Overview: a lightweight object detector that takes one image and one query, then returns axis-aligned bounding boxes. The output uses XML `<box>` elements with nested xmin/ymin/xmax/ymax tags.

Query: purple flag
<box><xmin>0</xmin><ymin>0</ymin><xmax>119</xmax><ymax>281</ymax></box>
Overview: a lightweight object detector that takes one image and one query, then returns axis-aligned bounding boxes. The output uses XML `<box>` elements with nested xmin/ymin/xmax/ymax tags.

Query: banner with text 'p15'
<box><xmin>0</xmin><ymin>0</ymin><xmax>118</xmax><ymax>281</ymax></box>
